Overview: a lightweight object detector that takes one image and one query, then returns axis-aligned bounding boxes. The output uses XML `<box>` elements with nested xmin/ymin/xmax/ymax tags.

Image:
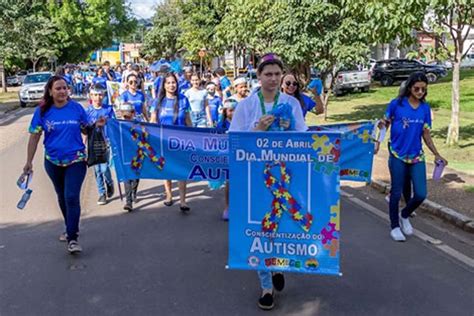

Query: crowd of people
<box><xmin>22</xmin><ymin>53</ymin><xmax>446</xmax><ymax>310</ymax></box>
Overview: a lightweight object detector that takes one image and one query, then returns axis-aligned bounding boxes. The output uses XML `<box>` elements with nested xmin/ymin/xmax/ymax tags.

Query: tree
<box><xmin>47</xmin><ymin>0</ymin><xmax>136</xmax><ymax>63</ymax></box>
<box><xmin>142</xmin><ymin>0</ymin><xmax>182</xmax><ymax>60</ymax></box>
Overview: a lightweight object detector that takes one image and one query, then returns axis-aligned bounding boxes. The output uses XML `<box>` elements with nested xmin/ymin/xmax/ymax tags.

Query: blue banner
<box><xmin>107</xmin><ymin>119</ymin><xmax>229</xmax><ymax>181</ymax></box>
<box><xmin>227</xmin><ymin>132</ymin><xmax>342</xmax><ymax>275</ymax></box>
<box><xmin>310</xmin><ymin>121</ymin><xmax>375</xmax><ymax>182</ymax></box>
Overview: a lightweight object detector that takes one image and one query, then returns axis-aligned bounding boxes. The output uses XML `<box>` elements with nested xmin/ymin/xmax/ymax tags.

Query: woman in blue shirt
<box><xmin>380</xmin><ymin>72</ymin><xmax>447</xmax><ymax>242</ymax></box>
<box><xmin>92</xmin><ymin>68</ymin><xmax>107</xmax><ymax>90</ymax></box>
<box><xmin>23</xmin><ymin>76</ymin><xmax>101</xmax><ymax>254</ymax></box>
<box><xmin>119</xmin><ymin>73</ymin><xmax>148</xmax><ymax>121</ymax></box>
<box><xmin>280</xmin><ymin>73</ymin><xmax>323</xmax><ymax>117</ymax></box>
<box><xmin>150</xmin><ymin>73</ymin><xmax>192</xmax><ymax>212</ymax></box>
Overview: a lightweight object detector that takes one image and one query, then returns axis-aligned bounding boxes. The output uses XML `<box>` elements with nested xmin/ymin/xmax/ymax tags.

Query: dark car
<box><xmin>372</xmin><ymin>59</ymin><xmax>447</xmax><ymax>86</ymax></box>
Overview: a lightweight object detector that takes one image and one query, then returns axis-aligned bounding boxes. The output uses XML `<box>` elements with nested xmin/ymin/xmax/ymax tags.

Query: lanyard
<box><xmin>258</xmin><ymin>91</ymin><xmax>280</xmax><ymax>115</ymax></box>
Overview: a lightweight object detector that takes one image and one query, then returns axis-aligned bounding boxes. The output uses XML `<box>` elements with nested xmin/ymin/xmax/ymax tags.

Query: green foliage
<box><xmin>142</xmin><ymin>0</ymin><xmax>182</xmax><ymax>59</ymax></box>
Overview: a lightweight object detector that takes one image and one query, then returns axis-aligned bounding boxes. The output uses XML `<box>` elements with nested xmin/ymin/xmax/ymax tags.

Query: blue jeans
<box><xmin>258</xmin><ymin>271</ymin><xmax>273</xmax><ymax>290</ymax></box>
<box><xmin>191</xmin><ymin>111</ymin><xmax>207</xmax><ymax>127</ymax></box>
<box><xmin>44</xmin><ymin>160</ymin><xmax>87</xmax><ymax>242</ymax></box>
<box><xmin>74</xmin><ymin>82</ymin><xmax>83</xmax><ymax>95</ymax></box>
<box><xmin>93</xmin><ymin>162</ymin><xmax>113</xmax><ymax>196</ymax></box>
<box><xmin>388</xmin><ymin>155</ymin><xmax>427</xmax><ymax>229</ymax></box>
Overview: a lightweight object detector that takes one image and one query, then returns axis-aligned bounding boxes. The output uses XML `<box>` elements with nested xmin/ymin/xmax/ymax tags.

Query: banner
<box><xmin>310</xmin><ymin>121</ymin><xmax>376</xmax><ymax>182</ymax></box>
<box><xmin>106</xmin><ymin>81</ymin><xmax>123</xmax><ymax>109</ymax></box>
<box><xmin>107</xmin><ymin>119</ymin><xmax>228</xmax><ymax>181</ymax></box>
<box><xmin>227</xmin><ymin>131</ymin><xmax>342</xmax><ymax>275</ymax></box>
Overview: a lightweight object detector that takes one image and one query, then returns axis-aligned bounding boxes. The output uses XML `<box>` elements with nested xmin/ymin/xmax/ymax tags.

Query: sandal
<box><xmin>180</xmin><ymin>204</ymin><xmax>190</xmax><ymax>212</ymax></box>
<box><xmin>164</xmin><ymin>199</ymin><xmax>174</xmax><ymax>207</ymax></box>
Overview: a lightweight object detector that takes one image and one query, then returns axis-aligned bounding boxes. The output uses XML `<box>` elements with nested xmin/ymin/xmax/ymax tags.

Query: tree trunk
<box><xmin>0</xmin><ymin>59</ymin><xmax>6</xmax><ymax>93</ymax></box>
<box><xmin>446</xmin><ymin>59</ymin><xmax>460</xmax><ymax>145</ymax></box>
<box><xmin>32</xmin><ymin>59</ymin><xmax>38</xmax><ymax>73</ymax></box>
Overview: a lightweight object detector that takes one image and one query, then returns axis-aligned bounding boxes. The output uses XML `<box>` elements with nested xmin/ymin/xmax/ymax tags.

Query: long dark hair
<box><xmin>40</xmin><ymin>75</ymin><xmax>68</xmax><ymax>116</ymax></box>
<box><xmin>281</xmin><ymin>73</ymin><xmax>305</xmax><ymax>111</ymax></box>
<box><xmin>156</xmin><ymin>72</ymin><xmax>179</xmax><ymax>124</ymax></box>
<box><xmin>398</xmin><ymin>71</ymin><xmax>429</xmax><ymax>104</ymax></box>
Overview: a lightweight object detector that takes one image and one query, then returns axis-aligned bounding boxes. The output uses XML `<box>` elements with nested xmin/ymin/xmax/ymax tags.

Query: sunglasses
<box><xmin>285</xmin><ymin>81</ymin><xmax>298</xmax><ymax>87</ymax></box>
<box><xmin>413</xmin><ymin>86</ymin><xmax>427</xmax><ymax>93</ymax></box>
<box><xmin>128</xmin><ymin>80</ymin><xmax>137</xmax><ymax>84</ymax></box>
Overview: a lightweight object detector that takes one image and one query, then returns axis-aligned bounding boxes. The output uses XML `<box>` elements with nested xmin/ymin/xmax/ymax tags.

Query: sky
<box><xmin>129</xmin><ymin>0</ymin><xmax>160</xmax><ymax>20</ymax></box>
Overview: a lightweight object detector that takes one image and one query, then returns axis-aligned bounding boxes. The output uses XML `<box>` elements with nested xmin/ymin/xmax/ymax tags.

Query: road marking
<box><xmin>0</xmin><ymin>108</ymin><xmax>29</xmax><ymax>124</ymax></box>
<box><xmin>341</xmin><ymin>189</ymin><xmax>474</xmax><ymax>270</ymax></box>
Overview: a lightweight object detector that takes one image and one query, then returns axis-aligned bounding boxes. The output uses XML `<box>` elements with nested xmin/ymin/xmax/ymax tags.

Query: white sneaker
<box><xmin>400</xmin><ymin>216</ymin><xmax>413</xmax><ymax>236</ymax></box>
<box><xmin>390</xmin><ymin>228</ymin><xmax>406</xmax><ymax>242</ymax></box>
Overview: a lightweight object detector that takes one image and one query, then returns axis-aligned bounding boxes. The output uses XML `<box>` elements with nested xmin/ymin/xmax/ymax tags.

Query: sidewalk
<box><xmin>370</xmin><ymin>149</ymin><xmax>474</xmax><ymax>231</ymax></box>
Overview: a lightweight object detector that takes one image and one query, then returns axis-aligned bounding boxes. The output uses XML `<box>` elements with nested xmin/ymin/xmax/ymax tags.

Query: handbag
<box><xmin>87</xmin><ymin>126</ymin><xmax>109</xmax><ymax>167</ymax></box>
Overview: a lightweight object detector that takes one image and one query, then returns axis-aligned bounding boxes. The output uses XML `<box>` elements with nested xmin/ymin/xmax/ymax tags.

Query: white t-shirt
<box><xmin>229</xmin><ymin>92</ymin><xmax>307</xmax><ymax>132</ymax></box>
<box><xmin>184</xmin><ymin>88</ymin><xmax>208</xmax><ymax>112</ymax></box>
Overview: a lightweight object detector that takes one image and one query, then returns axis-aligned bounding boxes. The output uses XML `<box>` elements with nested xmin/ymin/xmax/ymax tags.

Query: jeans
<box><xmin>93</xmin><ymin>162</ymin><xmax>113</xmax><ymax>196</ymax></box>
<box><xmin>74</xmin><ymin>82</ymin><xmax>83</xmax><ymax>95</ymax></box>
<box><xmin>44</xmin><ymin>160</ymin><xmax>87</xmax><ymax>242</ymax></box>
<box><xmin>388</xmin><ymin>154</ymin><xmax>427</xmax><ymax>229</ymax></box>
<box><xmin>191</xmin><ymin>111</ymin><xmax>207</xmax><ymax>127</ymax></box>
<box><xmin>258</xmin><ymin>271</ymin><xmax>273</xmax><ymax>290</ymax></box>
<box><xmin>124</xmin><ymin>180</ymin><xmax>140</xmax><ymax>203</ymax></box>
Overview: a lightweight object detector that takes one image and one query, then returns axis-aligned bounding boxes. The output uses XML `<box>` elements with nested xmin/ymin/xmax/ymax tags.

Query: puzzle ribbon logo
<box><xmin>130</xmin><ymin>124</ymin><xmax>165</xmax><ymax>173</ymax></box>
<box><xmin>261</xmin><ymin>162</ymin><xmax>313</xmax><ymax>233</ymax></box>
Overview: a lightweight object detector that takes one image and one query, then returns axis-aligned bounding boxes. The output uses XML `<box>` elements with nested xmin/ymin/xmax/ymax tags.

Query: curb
<box><xmin>369</xmin><ymin>179</ymin><xmax>474</xmax><ymax>233</ymax></box>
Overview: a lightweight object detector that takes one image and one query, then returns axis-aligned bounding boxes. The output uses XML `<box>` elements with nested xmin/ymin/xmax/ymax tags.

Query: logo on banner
<box><xmin>130</xmin><ymin>124</ymin><xmax>165</xmax><ymax>173</ymax></box>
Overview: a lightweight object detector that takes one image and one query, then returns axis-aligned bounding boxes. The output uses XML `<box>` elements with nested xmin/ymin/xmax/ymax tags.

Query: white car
<box><xmin>19</xmin><ymin>72</ymin><xmax>52</xmax><ymax>107</ymax></box>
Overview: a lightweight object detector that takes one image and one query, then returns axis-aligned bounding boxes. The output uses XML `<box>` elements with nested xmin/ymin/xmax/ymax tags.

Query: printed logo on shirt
<box><xmin>45</xmin><ymin>119</ymin><xmax>80</xmax><ymax>132</ymax></box>
<box><xmin>402</xmin><ymin>117</ymin><xmax>424</xmax><ymax>129</ymax></box>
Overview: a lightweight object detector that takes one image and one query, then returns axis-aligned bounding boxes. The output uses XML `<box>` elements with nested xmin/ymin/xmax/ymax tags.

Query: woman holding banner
<box><xmin>380</xmin><ymin>72</ymin><xmax>447</xmax><ymax>242</ymax></box>
<box><xmin>150</xmin><ymin>73</ymin><xmax>193</xmax><ymax>212</ymax></box>
<box><xmin>120</xmin><ymin>74</ymin><xmax>148</xmax><ymax>122</ymax></box>
<box><xmin>229</xmin><ymin>53</ymin><xmax>307</xmax><ymax>310</ymax></box>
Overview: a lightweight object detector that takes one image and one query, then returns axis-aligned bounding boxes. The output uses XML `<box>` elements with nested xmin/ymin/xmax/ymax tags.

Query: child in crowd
<box><xmin>86</xmin><ymin>85</ymin><xmax>115</xmax><ymax>205</ymax></box>
<box><xmin>205</xmin><ymin>82</ymin><xmax>223</xmax><ymax>127</ymax></box>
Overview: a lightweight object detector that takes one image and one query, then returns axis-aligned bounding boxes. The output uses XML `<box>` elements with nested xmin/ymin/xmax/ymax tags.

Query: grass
<box><xmin>0</xmin><ymin>91</ymin><xmax>18</xmax><ymax>103</ymax></box>
<box><xmin>464</xmin><ymin>185</ymin><xmax>474</xmax><ymax>193</ymax></box>
<box><xmin>306</xmin><ymin>69</ymin><xmax>474</xmax><ymax>174</ymax></box>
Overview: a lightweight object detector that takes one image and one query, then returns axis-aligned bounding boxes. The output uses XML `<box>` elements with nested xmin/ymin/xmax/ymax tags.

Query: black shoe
<box><xmin>164</xmin><ymin>199</ymin><xmax>174</xmax><ymax>207</ymax></box>
<box><xmin>272</xmin><ymin>273</ymin><xmax>285</xmax><ymax>292</ymax></box>
<box><xmin>106</xmin><ymin>183</ymin><xmax>114</xmax><ymax>198</ymax></box>
<box><xmin>180</xmin><ymin>205</ymin><xmax>190</xmax><ymax>212</ymax></box>
<box><xmin>97</xmin><ymin>195</ymin><xmax>107</xmax><ymax>205</ymax></box>
<box><xmin>123</xmin><ymin>202</ymin><xmax>133</xmax><ymax>212</ymax></box>
<box><xmin>258</xmin><ymin>292</ymin><xmax>274</xmax><ymax>310</ymax></box>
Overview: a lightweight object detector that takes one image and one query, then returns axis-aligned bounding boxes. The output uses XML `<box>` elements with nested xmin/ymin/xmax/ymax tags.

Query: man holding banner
<box><xmin>229</xmin><ymin>53</ymin><xmax>332</xmax><ymax>310</ymax></box>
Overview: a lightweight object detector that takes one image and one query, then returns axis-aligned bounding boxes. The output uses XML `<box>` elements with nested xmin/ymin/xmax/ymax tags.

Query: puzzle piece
<box><xmin>312</xmin><ymin>161</ymin><xmax>340</xmax><ymax>175</ymax></box>
<box><xmin>358</xmin><ymin>129</ymin><xmax>372</xmax><ymax>143</ymax></box>
<box><xmin>324</xmin><ymin>239</ymin><xmax>339</xmax><ymax>257</ymax></box>
<box><xmin>329</xmin><ymin>202</ymin><xmax>340</xmax><ymax>230</ymax></box>
<box><xmin>320</xmin><ymin>222</ymin><xmax>338</xmax><ymax>245</ymax></box>
<box><xmin>311</xmin><ymin>134</ymin><xmax>333</xmax><ymax>155</ymax></box>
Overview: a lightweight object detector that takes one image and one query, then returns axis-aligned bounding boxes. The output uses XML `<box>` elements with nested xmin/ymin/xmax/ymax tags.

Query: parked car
<box><xmin>333</xmin><ymin>68</ymin><xmax>371</xmax><ymax>96</ymax></box>
<box><xmin>6</xmin><ymin>75</ymin><xmax>21</xmax><ymax>86</ymax></box>
<box><xmin>372</xmin><ymin>59</ymin><xmax>447</xmax><ymax>86</ymax></box>
<box><xmin>18</xmin><ymin>72</ymin><xmax>52</xmax><ymax>107</ymax></box>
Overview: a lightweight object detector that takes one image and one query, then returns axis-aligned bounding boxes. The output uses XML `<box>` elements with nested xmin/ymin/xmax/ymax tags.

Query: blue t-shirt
<box><xmin>114</xmin><ymin>72</ymin><xmax>122</xmax><ymax>82</ymax></box>
<box><xmin>220</xmin><ymin>76</ymin><xmax>232</xmax><ymax>98</ymax></box>
<box><xmin>207</xmin><ymin>95</ymin><xmax>223</xmax><ymax>124</ymax></box>
<box><xmin>217</xmin><ymin>118</ymin><xmax>231</xmax><ymax>130</ymax></box>
<box><xmin>152</xmin><ymin>94</ymin><xmax>190</xmax><ymax>126</ymax></box>
<box><xmin>86</xmin><ymin>105</ymin><xmax>115</xmax><ymax>125</ymax></box>
<box><xmin>153</xmin><ymin>76</ymin><xmax>163</xmax><ymax>97</ymax></box>
<box><xmin>120</xmin><ymin>90</ymin><xmax>146</xmax><ymax>115</ymax></box>
<box><xmin>92</xmin><ymin>76</ymin><xmax>107</xmax><ymax>90</ymax></box>
<box><xmin>179</xmin><ymin>79</ymin><xmax>191</xmax><ymax>94</ymax></box>
<box><xmin>308</xmin><ymin>78</ymin><xmax>323</xmax><ymax>96</ymax></box>
<box><xmin>300</xmin><ymin>94</ymin><xmax>316</xmax><ymax>117</ymax></box>
<box><xmin>385</xmin><ymin>97</ymin><xmax>432</xmax><ymax>163</ymax></box>
<box><xmin>63</xmin><ymin>73</ymin><xmax>73</xmax><ymax>86</ymax></box>
<box><xmin>29</xmin><ymin>100</ymin><xmax>88</xmax><ymax>166</ymax></box>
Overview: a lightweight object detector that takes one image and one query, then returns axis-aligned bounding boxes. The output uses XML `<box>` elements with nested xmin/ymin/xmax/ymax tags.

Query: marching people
<box><xmin>150</xmin><ymin>72</ymin><xmax>192</xmax><ymax>212</ymax></box>
<box><xmin>92</xmin><ymin>67</ymin><xmax>108</xmax><ymax>91</ymax></box>
<box><xmin>86</xmin><ymin>84</ymin><xmax>115</xmax><ymax>205</ymax></box>
<box><xmin>231</xmin><ymin>76</ymin><xmax>248</xmax><ymax>102</ymax></box>
<box><xmin>184</xmin><ymin>73</ymin><xmax>209</xmax><ymax>127</ymax></box>
<box><xmin>214</xmin><ymin>67</ymin><xmax>232</xmax><ymax>100</ymax></box>
<box><xmin>178</xmin><ymin>66</ymin><xmax>193</xmax><ymax>94</ymax></box>
<box><xmin>205</xmin><ymin>82</ymin><xmax>223</xmax><ymax>127</ymax></box>
<box><xmin>379</xmin><ymin>72</ymin><xmax>447</xmax><ymax>242</ymax></box>
<box><xmin>281</xmin><ymin>72</ymin><xmax>324</xmax><ymax>117</ymax></box>
<box><xmin>119</xmin><ymin>73</ymin><xmax>148</xmax><ymax>121</ymax></box>
<box><xmin>229</xmin><ymin>53</ymin><xmax>307</xmax><ymax>310</ymax></box>
<box><xmin>23</xmin><ymin>76</ymin><xmax>98</xmax><ymax>254</ymax></box>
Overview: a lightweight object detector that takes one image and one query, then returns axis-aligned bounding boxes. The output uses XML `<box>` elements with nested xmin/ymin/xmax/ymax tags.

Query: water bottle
<box><xmin>17</xmin><ymin>189</ymin><xmax>32</xmax><ymax>210</ymax></box>
<box><xmin>432</xmin><ymin>159</ymin><xmax>445</xmax><ymax>181</ymax></box>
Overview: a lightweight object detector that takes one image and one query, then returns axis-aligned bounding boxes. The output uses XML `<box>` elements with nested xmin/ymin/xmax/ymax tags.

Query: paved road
<box><xmin>1</xmin><ymin>107</ymin><xmax>473</xmax><ymax>316</ymax></box>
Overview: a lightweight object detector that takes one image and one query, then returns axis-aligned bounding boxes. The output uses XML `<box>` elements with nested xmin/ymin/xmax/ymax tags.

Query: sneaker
<box><xmin>67</xmin><ymin>240</ymin><xmax>82</xmax><ymax>254</ymax></box>
<box><xmin>106</xmin><ymin>183</ymin><xmax>115</xmax><ymax>198</ymax></box>
<box><xmin>124</xmin><ymin>202</ymin><xmax>133</xmax><ymax>212</ymax></box>
<box><xmin>400</xmin><ymin>216</ymin><xmax>413</xmax><ymax>236</ymax></box>
<box><xmin>97</xmin><ymin>195</ymin><xmax>107</xmax><ymax>205</ymax></box>
<box><xmin>221</xmin><ymin>208</ymin><xmax>229</xmax><ymax>221</ymax></box>
<box><xmin>59</xmin><ymin>232</ymin><xmax>67</xmax><ymax>242</ymax></box>
<box><xmin>272</xmin><ymin>273</ymin><xmax>285</xmax><ymax>292</ymax></box>
<box><xmin>390</xmin><ymin>227</ymin><xmax>406</xmax><ymax>242</ymax></box>
<box><xmin>257</xmin><ymin>292</ymin><xmax>274</xmax><ymax>310</ymax></box>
